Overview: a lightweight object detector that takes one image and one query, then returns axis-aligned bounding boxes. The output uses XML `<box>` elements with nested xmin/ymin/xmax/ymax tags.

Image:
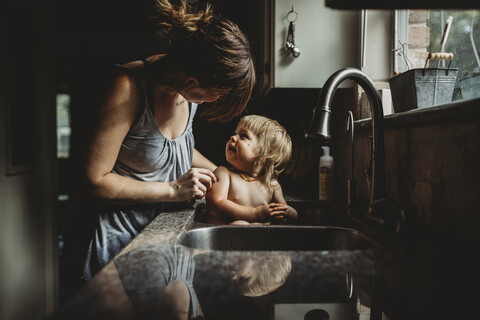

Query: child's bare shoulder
<box><xmin>214</xmin><ymin>166</ymin><xmax>234</xmax><ymax>179</ymax></box>
<box><xmin>214</xmin><ymin>166</ymin><xmax>233</xmax><ymax>174</ymax></box>
<box><xmin>270</xmin><ymin>179</ymin><xmax>281</xmax><ymax>189</ymax></box>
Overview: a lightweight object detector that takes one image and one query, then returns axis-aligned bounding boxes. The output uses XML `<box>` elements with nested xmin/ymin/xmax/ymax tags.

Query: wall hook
<box><xmin>285</xmin><ymin>5</ymin><xmax>300</xmax><ymax>58</ymax></box>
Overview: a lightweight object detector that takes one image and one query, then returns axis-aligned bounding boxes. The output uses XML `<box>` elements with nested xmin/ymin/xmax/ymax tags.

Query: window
<box><xmin>396</xmin><ymin>9</ymin><xmax>480</xmax><ymax>102</ymax></box>
<box><xmin>56</xmin><ymin>93</ymin><xmax>71</xmax><ymax>159</ymax></box>
<box><xmin>56</xmin><ymin>93</ymin><xmax>71</xmax><ymax>265</ymax></box>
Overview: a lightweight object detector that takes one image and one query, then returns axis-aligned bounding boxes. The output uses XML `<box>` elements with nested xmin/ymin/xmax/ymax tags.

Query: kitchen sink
<box><xmin>193</xmin><ymin>199</ymin><xmax>350</xmax><ymax>227</ymax></box>
<box><xmin>179</xmin><ymin>225</ymin><xmax>380</xmax><ymax>251</ymax></box>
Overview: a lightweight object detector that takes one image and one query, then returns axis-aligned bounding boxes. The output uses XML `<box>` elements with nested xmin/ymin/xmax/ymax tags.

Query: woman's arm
<box><xmin>83</xmin><ymin>72</ymin><xmax>215</xmax><ymax>204</ymax></box>
<box><xmin>192</xmin><ymin>148</ymin><xmax>217</xmax><ymax>172</ymax></box>
<box><xmin>206</xmin><ymin>167</ymin><xmax>268</xmax><ymax>223</ymax></box>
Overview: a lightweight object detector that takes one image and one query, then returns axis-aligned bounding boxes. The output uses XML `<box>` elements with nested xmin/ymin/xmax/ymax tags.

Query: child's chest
<box><xmin>228</xmin><ymin>177</ymin><xmax>273</xmax><ymax>207</ymax></box>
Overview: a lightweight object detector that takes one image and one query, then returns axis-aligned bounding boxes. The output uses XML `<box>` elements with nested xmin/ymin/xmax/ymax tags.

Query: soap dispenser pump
<box><xmin>319</xmin><ymin>146</ymin><xmax>334</xmax><ymax>200</ymax></box>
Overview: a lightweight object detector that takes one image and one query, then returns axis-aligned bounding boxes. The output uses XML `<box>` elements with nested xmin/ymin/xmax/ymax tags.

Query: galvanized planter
<box><xmin>389</xmin><ymin>67</ymin><xmax>458</xmax><ymax>112</ymax></box>
<box><xmin>458</xmin><ymin>74</ymin><xmax>480</xmax><ymax>100</ymax></box>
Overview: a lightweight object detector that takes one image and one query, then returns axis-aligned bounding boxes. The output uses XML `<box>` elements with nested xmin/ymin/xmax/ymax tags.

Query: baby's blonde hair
<box><xmin>232</xmin><ymin>252</ymin><xmax>292</xmax><ymax>297</ymax></box>
<box><xmin>238</xmin><ymin>115</ymin><xmax>292</xmax><ymax>186</ymax></box>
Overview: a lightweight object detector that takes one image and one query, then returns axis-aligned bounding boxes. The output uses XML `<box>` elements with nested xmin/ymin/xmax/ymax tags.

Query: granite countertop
<box><xmin>50</xmin><ymin>206</ymin><xmax>199</xmax><ymax>320</ymax></box>
<box><xmin>49</xmin><ymin>198</ymin><xmax>479</xmax><ymax>320</ymax></box>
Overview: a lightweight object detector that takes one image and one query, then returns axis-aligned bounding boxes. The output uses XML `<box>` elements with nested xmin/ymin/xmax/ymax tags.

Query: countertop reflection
<box><xmin>49</xmin><ymin>198</ymin><xmax>480</xmax><ymax>320</ymax></box>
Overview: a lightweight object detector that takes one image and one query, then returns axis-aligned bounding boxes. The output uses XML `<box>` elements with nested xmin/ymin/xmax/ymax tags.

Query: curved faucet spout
<box><xmin>306</xmin><ymin>67</ymin><xmax>387</xmax><ymax>210</ymax></box>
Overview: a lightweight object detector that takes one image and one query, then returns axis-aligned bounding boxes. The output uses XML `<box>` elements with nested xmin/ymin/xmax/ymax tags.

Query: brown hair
<box><xmin>238</xmin><ymin>115</ymin><xmax>292</xmax><ymax>187</ymax></box>
<box><xmin>151</xmin><ymin>0</ymin><xmax>255</xmax><ymax>122</ymax></box>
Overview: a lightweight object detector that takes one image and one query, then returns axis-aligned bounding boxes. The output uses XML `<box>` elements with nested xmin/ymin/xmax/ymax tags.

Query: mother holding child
<box><xmin>63</xmin><ymin>0</ymin><xmax>296</xmax><ymax>295</ymax></box>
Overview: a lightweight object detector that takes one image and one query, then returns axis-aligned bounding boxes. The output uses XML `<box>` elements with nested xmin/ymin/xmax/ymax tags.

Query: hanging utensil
<box><xmin>285</xmin><ymin>6</ymin><xmax>301</xmax><ymax>58</ymax></box>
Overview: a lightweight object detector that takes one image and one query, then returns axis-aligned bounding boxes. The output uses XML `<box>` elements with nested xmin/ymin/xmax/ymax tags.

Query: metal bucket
<box><xmin>458</xmin><ymin>74</ymin><xmax>480</xmax><ymax>100</ymax></box>
<box><xmin>389</xmin><ymin>68</ymin><xmax>458</xmax><ymax>112</ymax></box>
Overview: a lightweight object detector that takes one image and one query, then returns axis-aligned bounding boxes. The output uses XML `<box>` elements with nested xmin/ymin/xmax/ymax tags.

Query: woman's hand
<box><xmin>169</xmin><ymin>168</ymin><xmax>217</xmax><ymax>201</ymax></box>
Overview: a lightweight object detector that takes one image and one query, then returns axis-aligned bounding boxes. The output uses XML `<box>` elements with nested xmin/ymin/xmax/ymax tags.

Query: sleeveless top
<box><xmin>114</xmin><ymin>243</ymin><xmax>200</xmax><ymax>319</ymax></box>
<box><xmin>65</xmin><ymin>62</ymin><xmax>198</xmax><ymax>281</ymax></box>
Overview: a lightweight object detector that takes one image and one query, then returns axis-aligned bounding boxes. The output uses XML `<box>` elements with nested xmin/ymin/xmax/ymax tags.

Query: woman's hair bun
<box><xmin>149</xmin><ymin>0</ymin><xmax>256</xmax><ymax>122</ymax></box>
<box><xmin>151</xmin><ymin>0</ymin><xmax>214</xmax><ymax>40</ymax></box>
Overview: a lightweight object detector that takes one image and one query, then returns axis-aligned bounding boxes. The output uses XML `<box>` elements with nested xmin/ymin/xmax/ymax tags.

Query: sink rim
<box><xmin>179</xmin><ymin>225</ymin><xmax>381</xmax><ymax>251</ymax></box>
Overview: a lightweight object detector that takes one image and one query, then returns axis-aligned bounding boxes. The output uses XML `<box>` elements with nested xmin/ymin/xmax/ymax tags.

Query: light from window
<box><xmin>399</xmin><ymin>10</ymin><xmax>480</xmax><ymax>102</ymax></box>
<box><xmin>56</xmin><ymin>93</ymin><xmax>71</xmax><ymax>158</ymax></box>
<box><xmin>429</xmin><ymin>10</ymin><xmax>480</xmax><ymax>101</ymax></box>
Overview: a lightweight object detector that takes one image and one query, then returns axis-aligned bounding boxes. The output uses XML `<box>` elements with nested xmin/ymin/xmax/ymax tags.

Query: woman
<box><xmin>63</xmin><ymin>0</ymin><xmax>255</xmax><ymax>294</ymax></box>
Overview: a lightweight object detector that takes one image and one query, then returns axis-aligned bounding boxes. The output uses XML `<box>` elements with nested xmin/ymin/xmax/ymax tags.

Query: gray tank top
<box><xmin>114</xmin><ymin>243</ymin><xmax>200</xmax><ymax>319</ymax></box>
<box><xmin>67</xmin><ymin>62</ymin><xmax>198</xmax><ymax>281</ymax></box>
<box><xmin>113</xmin><ymin>63</ymin><xmax>197</xmax><ymax>181</ymax></box>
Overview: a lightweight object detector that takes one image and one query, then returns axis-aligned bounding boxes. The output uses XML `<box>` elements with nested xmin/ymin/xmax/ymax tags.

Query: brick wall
<box><xmin>407</xmin><ymin>10</ymin><xmax>430</xmax><ymax>69</ymax></box>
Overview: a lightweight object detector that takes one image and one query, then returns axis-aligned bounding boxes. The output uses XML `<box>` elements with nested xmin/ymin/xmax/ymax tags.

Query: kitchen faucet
<box><xmin>345</xmin><ymin>110</ymin><xmax>355</xmax><ymax>210</ymax></box>
<box><xmin>306</xmin><ymin>67</ymin><xmax>388</xmax><ymax>217</ymax></box>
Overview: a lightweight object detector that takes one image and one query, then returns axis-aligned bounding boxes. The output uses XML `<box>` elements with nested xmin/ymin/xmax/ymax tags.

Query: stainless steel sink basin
<box><xmin>179</xmin><ymin>226</ymin><xmax>379</xmax><ymax>251</ymax></box>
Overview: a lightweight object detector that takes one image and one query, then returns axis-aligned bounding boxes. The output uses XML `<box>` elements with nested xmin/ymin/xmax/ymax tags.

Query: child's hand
<box><xmin>268</xmin><ymin>203</ymin><xmax>298</xmax><ymax>224</ymax></box>
<box><xmin>267</xmin><ymin>203</ymin><xmax>288</xmax><ymax>224</ymax></box>
<box><xmin>255</xmin><ymin>204</ymin><xmax>274</xmax><ymax>221</ymax></box>
<box><xmin>255</xmin><ymin>203</ymin><xmax>285</xmax><ymax>222</ymax></box>
<box><xmin>255</xmin><ymin>203</ymin><xmax>297</xmax><ymax>224</ymax></box>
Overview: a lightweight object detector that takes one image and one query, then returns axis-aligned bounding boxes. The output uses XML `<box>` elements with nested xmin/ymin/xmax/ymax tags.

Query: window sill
<box><xmin>355</xmin><ymin>97</ymin><xmax>480</xmax><ymax>130</ymax></box>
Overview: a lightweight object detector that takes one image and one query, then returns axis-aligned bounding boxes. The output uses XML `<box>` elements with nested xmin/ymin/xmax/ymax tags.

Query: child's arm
<box><xmin>206</xmin><ymin>167</ymin><xmax>270</xmax><ymax>223</ymax></box>
<box><xmin>270</xmin><ymin>182</ymin><xmax>298</xmax><ymax>223</ymax></box>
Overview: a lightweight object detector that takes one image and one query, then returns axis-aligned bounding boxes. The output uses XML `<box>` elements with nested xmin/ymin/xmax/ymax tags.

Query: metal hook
<box><xmin>286</xmin><ymin>5</ymin><xmax>297</xmax><ymax>22</ymax></box>
<box><xmin>285</xmin><ymin>5</ymin><xmax>300</xmax><ymax>58</ymax></box>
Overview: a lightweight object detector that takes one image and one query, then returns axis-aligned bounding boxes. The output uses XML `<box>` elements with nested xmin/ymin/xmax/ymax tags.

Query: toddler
<box><xmin>206</xmin><ymin>115</ymin><xmax>297</xmax><ymax>224</ymax></box>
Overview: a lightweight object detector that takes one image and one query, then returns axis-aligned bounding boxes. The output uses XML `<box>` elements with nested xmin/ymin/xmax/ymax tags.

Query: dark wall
<box><xmin>55</xmin><ymin>0</ymin><xmax>156</xmax><ymax>85</ymax></box>
<box><xmin>55</xmin><ymin>0</ymin><xmax>262</xmax><ymax>86</ymax></box>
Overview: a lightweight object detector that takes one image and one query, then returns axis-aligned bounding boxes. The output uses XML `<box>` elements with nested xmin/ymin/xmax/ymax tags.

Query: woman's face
<box><xmin>225</xmin><ymin>124</ymin><xmax>261</xmax><ymax>173</ymax></box>
<box><xmin>183</xmin><ymin>78</ymin><xmax>230</xmax><ymax>104</ymax></box>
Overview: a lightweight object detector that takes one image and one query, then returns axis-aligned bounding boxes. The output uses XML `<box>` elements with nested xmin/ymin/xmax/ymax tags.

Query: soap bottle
<box><xmin>319</xmin><ymin>146</ymin><xmax>334</xmax><ymax>200</ymax></box>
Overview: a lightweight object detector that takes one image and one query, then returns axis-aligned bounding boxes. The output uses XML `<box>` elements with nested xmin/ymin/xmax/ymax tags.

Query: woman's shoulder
<box><xmin>107</xmin><ymin>72</ymin><xmax>140</xmax><ymax>104</ymax></box>
<box><xmin>88</xmin><ymin>62</ymin><xmax>145</xmax><ymax>120</ymax></box>
<box><xmin>108</xmin><ymin>61</ymin><xmax>146</xmax><ymax>98</ymax></box>
<box><xmin>113</xmin><ymin>61</ymin><xmax>144</xmax><ymax>83</ymax></box>
<box><xmin>121</xmin><ymin>60</ymin><xmax>145</xmax><ymax>74</ymax></box>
